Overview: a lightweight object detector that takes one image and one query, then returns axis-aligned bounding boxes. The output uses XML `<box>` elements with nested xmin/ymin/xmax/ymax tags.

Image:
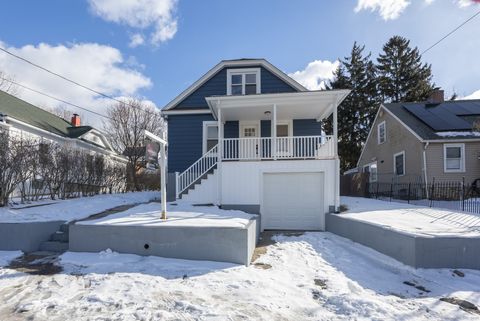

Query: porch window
<box><xmin>227</xmin><ymin>68</ymin><xmax>261</xmax><ymax>96</ymax></box>
<box><xmin>203</xmin><ymin>121</ymin><xmax>218</xmax><ymax>154</ymax></box>
<box><xmin>444</xmin><ymin>143</ymin><xmax>465</xmax><ymax>172</ymax></box>
<box><xmin>394</xmin><ymin>151</ymin><xmax>405</xmax><ymax>176</ymax></box>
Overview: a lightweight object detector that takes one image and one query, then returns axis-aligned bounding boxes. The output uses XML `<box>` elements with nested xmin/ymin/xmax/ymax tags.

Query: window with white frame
<box><xmin>378</xmin><ymin>121</ymin><xmax>386</xmax><ymax>144</ymax></box>
<box><xmin>443</xmin><ymin>143</ymin><xmax>465</xmax><ymax>172</ymax></box>
<box><xmin>363</xmin><ymin>162</ymin><xmax>378</xmax><ymax>182</ymax></box>
<box><xmin>202</xmin><ymin>121</ymin><xmax>218</xmax><ymax>154</ymax></box>
<box><xmin>227</xmin><ymin>68</ymin><xmax>261</xmax><ymax>96</ymax></box>
<box><xmin>394</xmin><ymin>151</ymin><xmax>405</xmax><ymax>176</ymax></box>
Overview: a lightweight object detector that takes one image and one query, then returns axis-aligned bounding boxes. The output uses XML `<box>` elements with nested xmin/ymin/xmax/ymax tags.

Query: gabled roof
<box><xmin>0</xmin><ymin>90</ymin><xmax>115</xmax><ymax>151</ymax></box>
<box><xmin>163</xmin><ymin>59</ymin><xmax>307</xmax><ymax>111</ymax></box>
<box><xmin>384</xmin><ymin>99</ymin><xmax>480</xmax><ymax>141</ymax></box>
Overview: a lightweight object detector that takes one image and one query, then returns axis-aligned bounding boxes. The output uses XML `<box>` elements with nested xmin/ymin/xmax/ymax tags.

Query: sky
<box><xmin>0</xmin><ymin>0</ymin><xmax>479</xmax><ymax>127</ymax></box>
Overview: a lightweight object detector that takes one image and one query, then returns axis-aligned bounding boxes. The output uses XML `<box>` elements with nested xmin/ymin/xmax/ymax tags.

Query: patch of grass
<box><xmin>339</xmin><ymin>204</ymin><xmax>349</xmax><ymax>212</ymax></box>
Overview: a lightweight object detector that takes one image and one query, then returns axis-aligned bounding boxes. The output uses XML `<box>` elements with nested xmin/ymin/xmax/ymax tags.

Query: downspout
<box><xmin>423</xmin><ymin>142</ymin><xmax>429</xmax><ymax>198</ymax></box>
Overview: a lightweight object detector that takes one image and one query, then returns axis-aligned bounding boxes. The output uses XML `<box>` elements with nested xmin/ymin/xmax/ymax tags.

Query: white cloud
<box><xmin>457</xmin><ymin>0</ymin><xmax>479</xmax><ymax>7</ymax></box>
<box><xmin>88</xmin><ymin>0</ymin><xmax>178</xmax><ymax>46</ymax></box>
<box><xmin>129</xmin><ymin>34</ymin><xmax>145</xmax><ymax>48</ymax></box>
<box><xmin>0</xmin><ymin>41</ymin><xmax>152</xmax><ymax>127</ymax></box>
<box><xmin>355</xmin><ymin>0</ymin><xmax>410</xmax><ymax>20</ymax></box>
<box><xmin>463</xmin><ymin>89</ymin><xmax>480</xmax><ymax>100</ymax></box>
<box><xmin>288</xmin><ymin>60</ymin><xmax>340</xmax><ymax>91</ymax></box>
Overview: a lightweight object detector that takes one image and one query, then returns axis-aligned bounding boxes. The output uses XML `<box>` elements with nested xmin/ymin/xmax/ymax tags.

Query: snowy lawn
<box><xmin>0</xmin><ymin>191</ymin><xmax>158</xmax><ymax>223</ymax></box>
<box><xmin>77</xmin><ymin>201</ymin><xmax>257</xmax><ymax>228</ymax></box>
<box><xmin>1</xmin><ymin>232</ymin><xmax>480</xmax><ymax>320</ymax></box>
<box><xmin>341</xmin><ymin>196</ymin><xmax>480</xmax><ymax>237</ymax></box>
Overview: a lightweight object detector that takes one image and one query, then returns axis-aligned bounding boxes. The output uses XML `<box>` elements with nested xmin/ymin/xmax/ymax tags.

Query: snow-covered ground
<box><xmin>78</xmin><ymin>201</ymin><xmax>256</xmax><ymax>228</ymax></box>
<box><xmin>341</xmin><ymin>196</ymin><xmax>480</xmax><ymax>237</ymax></box>
<box><xmin>1</xmin><ymin>233</ymin><xmax>479</xmax><ymax>320</ymax></box>
<box><xmin>0</xmin><ymin>191</ymin><xmax>158</xmax><ymax>223</ymax></box>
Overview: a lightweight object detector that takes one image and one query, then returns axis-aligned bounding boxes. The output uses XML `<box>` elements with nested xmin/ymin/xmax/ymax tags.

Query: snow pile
<box><xmin>0</xmin><ymin>251</ymin><xmax>21</xmax><ymax>267</ymax></box>
<box><xmin>436</xmin><ymin>131</ymin><xmax>480</xmax><ymax>137</ymax></box>
<box><xmin>340</xmin><ymin>197</ymin><xmax>480</xmax><ymax>237</ymax></box>
<box><xmin>78</xmin><ymin>201</ymin><xmax>257</xmax><ymax>228</ymax></box>
<box><xmin>1</xmin><ymin>232</ymin><xmax>479</xmax><ymax>320</ymax></box>
<box><xmin>0</xmin><ymin>191</ymin><xmax>158</xmax><ymax>223</ymax></box>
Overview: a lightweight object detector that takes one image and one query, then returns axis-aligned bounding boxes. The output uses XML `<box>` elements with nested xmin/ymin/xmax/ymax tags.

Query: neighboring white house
<box><xmin>163</xmin><ymin>59</ymin><xmax>349</xmax><ymax>231</ymax></box>
<box><xmin>0</xmin><ymin>90</ymin><xmax>127</xmax><ymax>198</ymax></box>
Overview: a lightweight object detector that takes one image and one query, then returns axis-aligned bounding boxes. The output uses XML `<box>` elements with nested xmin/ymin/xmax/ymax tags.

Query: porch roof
<box><xmin>205</xmin><ymin>89</ymin><xmax>350</xmax><ymax>121</ymax></box>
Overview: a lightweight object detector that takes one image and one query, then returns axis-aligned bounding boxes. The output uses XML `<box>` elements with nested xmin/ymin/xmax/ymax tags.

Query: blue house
<box><xmin>163</xmin><ymin>59</ymin><xmax>349</xmax><ymax>230</ymax></box>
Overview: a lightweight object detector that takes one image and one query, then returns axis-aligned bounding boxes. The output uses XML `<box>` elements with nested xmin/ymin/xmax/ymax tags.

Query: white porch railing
<box><xmin>222</xmin><ymin>135</ymin><xmax>334</xmax><ymax>160</ymax></box>
<box><xmin>176</xmin><ymin>144</ymin><xmax>218</xmax><ymax>197</ymax></box>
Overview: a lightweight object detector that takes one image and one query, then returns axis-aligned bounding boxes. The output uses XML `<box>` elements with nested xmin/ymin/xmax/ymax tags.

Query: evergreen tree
<box><xmin>377</xmin><ymin>36</ymin><xmax>434</xmax><ymax>103</ymax></box>
<box><xmin>327</xmin><ymin>42</ymin><xmax>380</xmax><ymax>172</ymax></box>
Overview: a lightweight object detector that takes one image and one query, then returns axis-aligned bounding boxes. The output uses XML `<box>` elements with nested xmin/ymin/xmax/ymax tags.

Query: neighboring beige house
<box><xmin>357</xmin><ymin>91</ymin><xmax>480</xmax><ymax>185</ymax></box>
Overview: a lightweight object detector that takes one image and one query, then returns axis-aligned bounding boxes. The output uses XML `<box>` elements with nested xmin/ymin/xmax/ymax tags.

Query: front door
<box><xmin>240</xmin><ymin>123</ymin><xmax>259</xmax><ymax>159</ymax></box>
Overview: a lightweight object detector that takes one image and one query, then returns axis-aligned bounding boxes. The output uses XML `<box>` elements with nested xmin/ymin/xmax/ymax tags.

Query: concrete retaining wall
<box><xmin>70</xmin><ymin>217</ymin><xmax>258</xmax><ymax>266</ymax></box>
<box><xmin>0</xmin><ymin>221</ymin><xmax>64</xmax><ymax>252</ymax></box>
<box><xmin>326</xmin><ymin>213</ymin><xmax>480</xmax><ymax>269</ymax></box>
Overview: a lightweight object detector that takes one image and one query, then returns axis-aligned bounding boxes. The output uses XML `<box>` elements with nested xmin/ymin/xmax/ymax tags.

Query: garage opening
<box><xmin>262</xmin><ymin>172</ymin><xmax>324</xmax><ymax>230</ymax></box>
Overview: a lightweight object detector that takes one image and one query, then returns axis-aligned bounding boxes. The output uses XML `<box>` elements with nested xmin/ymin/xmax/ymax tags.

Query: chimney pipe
<box><xmin>427</xmin><ymin>89</ymin><xmax>444</xmax><ymax>104</ymax></box>
<box><xmin>71</xmin><ymin>113</ymin><xmax>81</xmax><ymax>127</ymax></box>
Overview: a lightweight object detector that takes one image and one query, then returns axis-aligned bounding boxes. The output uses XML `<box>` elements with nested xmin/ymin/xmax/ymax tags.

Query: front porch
<box><xmin>175</xmin><ymin>90</ymin><xmax>349</xmax><ymax>228</ymax></box>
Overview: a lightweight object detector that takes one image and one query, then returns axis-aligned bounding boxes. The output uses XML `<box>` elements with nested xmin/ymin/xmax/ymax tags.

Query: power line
<box><xmin>0</xmin><ymin>46</ymin><xmax>158</xmax><ymax>116</ymax></box>
<box><xmin>0</xmin><ymin>76</ymin><xmax>113</xmax><ymax>121</ymax></box>
<box><xmin>421</xmin><ymin>8</ymin><xmax>480</xmax><ymax>55</ymax></box>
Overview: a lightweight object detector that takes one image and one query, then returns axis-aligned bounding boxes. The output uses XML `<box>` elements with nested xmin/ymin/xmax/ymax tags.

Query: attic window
<box><xmin>227</xmin><ymin>68</ymin><xmax>261</xmax><ymax>96</ymax></box>
<box><xmin>378</xmin><ymin>121</ymin><xmax>386</xmax><ymax>144</ymax></box>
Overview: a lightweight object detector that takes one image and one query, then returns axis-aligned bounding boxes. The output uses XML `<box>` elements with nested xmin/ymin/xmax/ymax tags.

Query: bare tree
<box><xmin>103</xmin><ymin>98</ymin><xmax>165</xmax><ymax>191</ymax></box>
<box><xmin>0</xmin><ymin>70</ymin><xmax>20</xmax><ymax>96</ymax></box>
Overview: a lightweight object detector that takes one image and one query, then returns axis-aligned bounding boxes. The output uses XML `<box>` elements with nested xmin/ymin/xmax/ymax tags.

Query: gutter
<box><xmin>423</xmin><ymin>142</ymin><xmax>430</xmax><ymax>198</ymax></box>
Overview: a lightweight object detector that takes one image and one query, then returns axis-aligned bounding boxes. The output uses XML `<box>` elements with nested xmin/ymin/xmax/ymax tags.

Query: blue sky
<box><xmin>0</xmin><ymin>0</ymin><xmax>479</xmax><ymax>126</ymax></box>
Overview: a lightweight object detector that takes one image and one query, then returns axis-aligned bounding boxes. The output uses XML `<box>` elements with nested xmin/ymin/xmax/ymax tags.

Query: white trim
<box><xmin>226</xmin><ymin>68</ymin><xmax>261</xmax><ymax>95</ymax></box>
<box><xmin>443</xmin><ymin>143</ymin><xmax>465</xmax><ymax>173</ymax></box>
<box><xmin>202</xmin><ymin>121</ymin><xmax>219</xmax><ymax>154</ymax></box>
<box><xmin>363</xmin><ymin>161</ymin><xmax>378</xmax><ymax>182</ymax></box>
<box><xmin>377</xmin><ymin>121</ymin><xmax>386</xmax><ymax>145</ymax></box>
<box><xmin>162</xmin><ymin>109</ymin><xmax>212</xmax><ymax>116</ymax></box>
<box><xmin>393</xmin><ymin>151</ymin><xmax>406</xmax><ymax>176</ymax></box>
<box><xmin>163</xmin><ymin>59</ymin><xmax>307</xmax><ymax>111</ymax></box>
<box><xmin>357</xmin><ymin>105</ymin><xmax>424</xmax><ymax>168</ymax></box>
<box><xmin>238</xmin><ymin>120</ymin><xmax>261</xmax><ymax>138</ymax></box>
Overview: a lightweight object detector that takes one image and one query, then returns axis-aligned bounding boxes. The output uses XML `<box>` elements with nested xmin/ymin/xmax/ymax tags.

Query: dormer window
<box><xmin>227</xmin><ymin>68</ymin><xmax>261</xmax><ymax>95</ymax></box>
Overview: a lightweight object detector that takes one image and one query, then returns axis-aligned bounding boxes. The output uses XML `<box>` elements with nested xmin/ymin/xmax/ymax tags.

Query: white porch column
<box><xmin>272</xmin><ymin>104</ymin><xmax>277</xmax><ymax>160</ymax></box>
<box><xmin>160</xmin><ymin>138</ymin><xmax>167</xmax><ymax>219</ymax></box>
<box><xmin>333</xmin><ymin>99</ymin><xmax>340</xmax><ymax>212</ymax></box>
<box><xmin>217</xmin><ymin>106</ymin><xmax>223</xmax><ymax>206</ymax></box>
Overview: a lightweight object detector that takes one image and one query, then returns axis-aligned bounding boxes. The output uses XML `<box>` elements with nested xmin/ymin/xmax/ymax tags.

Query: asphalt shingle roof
<box><xmin>383</xmin><ymin>99</ymin><xmax>480</xmax><ymax>141</ymax></box>
<box><xmin>0</xmin><ymin>90</ymin><xmax>96</xmax><ymax>139</ymax></box>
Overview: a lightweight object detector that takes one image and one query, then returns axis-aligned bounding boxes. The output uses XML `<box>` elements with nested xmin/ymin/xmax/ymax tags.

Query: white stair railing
<box><xmin>176</xmin><ymin>144</ymin><xmax>218</xmax><ymax>197</ymax></box>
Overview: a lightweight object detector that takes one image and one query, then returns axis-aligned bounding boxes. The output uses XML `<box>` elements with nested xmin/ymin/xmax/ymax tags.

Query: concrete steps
<box><xmin>39</xmin><ymin>223</ymin><xmax>70</xmax><ymax>253</ymax></box>
<box><xmin>39</xmin><ymin>241</ymin><xmax>69</xmax><ymax>252</ymax></box>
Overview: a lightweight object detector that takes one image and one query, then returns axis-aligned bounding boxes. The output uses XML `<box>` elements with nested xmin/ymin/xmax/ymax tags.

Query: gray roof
<box><xmin>383</xmin><ymin>99</ymin><xmax>480</xmax><ymax>141</ymax></box>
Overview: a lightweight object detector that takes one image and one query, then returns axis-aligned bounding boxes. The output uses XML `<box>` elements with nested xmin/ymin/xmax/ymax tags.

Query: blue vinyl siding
<box><xmin>293</xmin><ymin>119</ymin><xmax>322</xmax><ymax>136</ymax></box>
<box><xmin>224</xmin><ymin>121</ymin><xmax>239</xmax><ymax>138</ymax></box>
<box><xmin>167</xmin><ymin>114</ymin><xmax>214</xmax><ymax>173</ymax></box>
<box><xmin>175</xmin><ymin>66</ymin><xmax>298</xmax><ymax>109</ymax></box>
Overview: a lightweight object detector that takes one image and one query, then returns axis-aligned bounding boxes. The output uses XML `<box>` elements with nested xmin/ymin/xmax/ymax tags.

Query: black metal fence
<box><xmin>367</xmin><ymin>178</ymin><xmax>480</xmax><ymax>214</ymax></box>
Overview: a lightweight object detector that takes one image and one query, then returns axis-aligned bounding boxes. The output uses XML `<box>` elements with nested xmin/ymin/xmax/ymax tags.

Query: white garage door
<box><xmin>262</xmin><ymin>172</ymin><xmax>324</xmax><ymax>230</ymax></box>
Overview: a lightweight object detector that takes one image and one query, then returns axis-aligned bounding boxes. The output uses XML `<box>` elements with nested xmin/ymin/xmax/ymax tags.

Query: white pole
<box><xmin>333</xmin><ymin>97</ymin><xmax>340</xmax><ymax>212</ymax></box>
<box><xmin>272</xmin><ymin>104</ymin><xmax>277</xmax><ymax>160</ymax></box>
<box><xmin>160</xmin><ymin>141</ymin><xmax>167</xmax><ymax>219</ymax></box>
<box><xmin>217</xmin><ymin>106</ymin><xmax>222</xmax><ymax>206</ymax></box>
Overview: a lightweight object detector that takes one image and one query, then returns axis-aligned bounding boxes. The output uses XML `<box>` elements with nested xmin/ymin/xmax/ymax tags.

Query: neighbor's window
<box><xmin>444</xmin><ymin>143</ymin><xmax>465</xmax><ymax>172</ymax></box>
<box><xmin>227</xmin><ymin>68</ymin><xmax>260</xmax><ymax>95</ymax></box>
<box><xmin>364</xmin><ymin>162</ymin><xmax>378</xmax><ymax>182</ymax></box>
<box><xmin>378</xmin><ymin>121</ymin><xmax>386</xmax><ymax>144</ymax></box>
<box><xmin>394</xmin><ymin>151</ymin><xmax>405</xmax><ymax>176</ymax></box>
